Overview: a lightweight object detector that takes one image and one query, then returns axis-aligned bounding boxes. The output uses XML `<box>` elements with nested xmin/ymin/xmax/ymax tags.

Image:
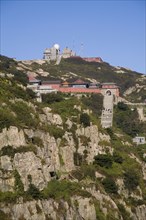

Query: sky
<box><xmin>0</xmin><ymin>0</ymin><xmax>146</xmax><ymax>74</ymax></box>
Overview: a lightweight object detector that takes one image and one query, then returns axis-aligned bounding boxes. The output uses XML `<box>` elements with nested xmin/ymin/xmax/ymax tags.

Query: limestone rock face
<box><xmin>59</xmin><ymin>131</ymin><xmax>75</xmax><ymax>172</ymax></box>
<box><xmin>0</xmin><ymin>170</ymin><xmax>15</xmax><ymax>192</ymax></box>
<box><xmin>142</xmin><ymin>162</ymin><xmax>146</xmax><ymax>180</ymax></box>
<box><xmin>39</xmin><ymin>107</ymin><xmax>63</xmax><ymax>125</ymax></box>
<box><xmin>1</xmin><ymin>155</ymin><xmax>13</xmax><ymax>171</ymax></box>
<box><xmin>0</xmin><ymin>111</ymin><xmax>146</xmax><ymax>219</ymax></box>
<box><xmin>135</xmin><ymin>205</ymin><xmax>146</xmax><ymax>220</ymax></box>
<box><xmin>65</xmin><ymin>118</ymin><xmax>73</xmax><ymax>129</ymax></box>
<box><xmin>60</xmin><ymin>145</ymin><xmax>75</xmax><ymax>172</ymax></box>
<box><xmin>76</xmin><ymin>197</ymin><xmax>96</xmax><ymax>220</ymax></box>
<box><xmin>76</xmin><ymin>125</ymin><xmax>112</xmax><ymax>163</ymax></box>
<box><xmin>0</xmin><ymin>126</ymin><xmax>26</xmax><ymax>150</ymax></box>
<box><xmin>99</xmin><ymin>133</ymin><xmax>110</xmax><ymax>142</ymax></box>
<box><xmin>0</xmin><ymin>197</ymin><xmax>97</xmax><ymax>220</ymax></box>
<box><xmin>88</xmin><ymin>187</ymin><xmax>121</xmax><ymax>219</ymax></box>
<box><xmin>14</xmin><ymin>152</ymin><xmax>46</xmax><ymax>190</ymax></box>
<box><xmin>76</xmin><ymin>125</ymin><xmax>100</xmax><ymax>163</ymax></box>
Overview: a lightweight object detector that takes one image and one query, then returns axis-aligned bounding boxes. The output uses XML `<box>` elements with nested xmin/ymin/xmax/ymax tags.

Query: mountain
<box><xmin>0</xmin><ymin>55</ymin><xmax>146</xmax><ymax>220</ymax></box>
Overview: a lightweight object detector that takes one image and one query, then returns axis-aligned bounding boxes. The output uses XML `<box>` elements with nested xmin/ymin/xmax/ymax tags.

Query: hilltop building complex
<box><xmin>28</xmin><ymin>77</ymin><xmax>119</xmax><ymax>128</ymax></box>
<box><xmin>43</xmin><ymin>43</ymin><xmax>103</xmax><ymax>64</ymax></box>
<box><xmin>43</xmin><ymin>44</ymin><xmax>76</xmax><ymax>64</ymax></box>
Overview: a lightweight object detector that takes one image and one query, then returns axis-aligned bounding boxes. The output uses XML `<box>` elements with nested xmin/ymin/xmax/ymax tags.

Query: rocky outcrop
<box><xmin>137</xmin><ymin>107</ymin><xmax>146</xmax><ymax>122</ymax></box>
<box><xmin>14</xmin><ymin>152</ymin><xmax>46</xmax><ymax>190</ymax></box>
<box><xmin>0</xmin><ymin>126</ymin><xmax>26</xmax><ymax>150</ymax></box>
<box><xmin>0</xmin><ymin>112</ymin><xmax>145</xmax><ymax>220</ymax></box>
<box><xmin>134</xmin><ymin>205</ymin><xmax>146</xmax><ymax>220</ymax></box>
<box><xmin>39</xmin><ymin>107</ymin><xmax>63</xmax><ymax>125</ymax></box>
<box><xmin>76</xmin><ymin>125</ymin><xmax>112</xmax><ymax>163</ymax></box>
<box><xmin>0</xmin><ymin>196</ymin><xmax>96</xmax><ymax>220</ymax></box>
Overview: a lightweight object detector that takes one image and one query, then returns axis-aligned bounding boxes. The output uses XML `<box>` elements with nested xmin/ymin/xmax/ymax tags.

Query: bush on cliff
<box><xmin>80</xmin><ymin>113</ymin><xmax>90</xmax><ymax>127</ymax></box>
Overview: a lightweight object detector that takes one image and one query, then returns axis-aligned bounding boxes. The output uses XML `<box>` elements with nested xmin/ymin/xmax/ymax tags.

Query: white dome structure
<box><xmin>53</xmin><ymin>43</ymin><xmax>60</xmax><ymax>50</ymax></box>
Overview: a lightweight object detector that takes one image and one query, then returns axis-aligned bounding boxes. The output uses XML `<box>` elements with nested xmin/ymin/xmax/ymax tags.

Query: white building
<box><xmin>133</xmin><ymin>136</ymin><xmax>146</xmax><ymax>145</ymax></box>
<box><xmin>43</xmin><ymin>44</ymin><xmax>60</xmax><ymax>61</ymax></box>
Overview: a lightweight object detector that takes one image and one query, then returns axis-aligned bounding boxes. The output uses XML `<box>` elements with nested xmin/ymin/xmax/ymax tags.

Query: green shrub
<box><xmin>42</xmin><ymin>180</ymin><xmax>91</xmax><ymax>201</ymax></box>
<box><xmin>81</xmin><ymin>93</ymin><xmax>103</xmax><ymax>117</ymax></box>
<box><xmin>80</xmin><ymin>113</ymin><xmax>90</xmax><ymax>127</ymax></box>
<box><xmin>136</xmin><ymin>144</ymin><xmax>146</xmax><ymax>162</ymax></box>
<box><xmin>114</xmin><ymin>104</ymin><xmax>145</xmax><ymax>137</ymax></box>
<box><xmin>71</xmin><ymin>165</ymin><xmax>96</xmax><ymax>181</ymax></box>
<box><xmin>48</xmin><ymin>125</ymin><xmax>65</xmax><ymax>139</ymax></box>
<box><xmin>94</xmin><ymin>154</ymin><xmax>113</xmax><ymax>168</ymax></box>
<box><xmin>113</xmin><ymin>152</ymin><xmax>123</xmax><ymax>164</ymax></box>
<box><xmin>80</xmin><ymin>164</ymin><xmax>96</xmax><ymax>180</ymax></box>
<box><xmin>49</xmin><ymin>96</ymin><xmax>80</xmax><ymax>121</ymax></box>
<box><xmin>42</xmin><ymin>92</ymin><xmax>63</xmax><ymax>104</ymax></box>
<box><xmin>12</xmin><ymin>70</ymin><xmax>28</xmax><ymax>86</ymax></box>
<box><xmin>117</xmin><ymin>203</ymin><xmax>131</xmax><ymax>220</ymax></box>
<box><xmin>0</xmin><ymin>108</ymin><xmax>16</xmax><ymax>131</ymax></box>
<box><xmin>0</xmin><ymin>145</ymin><xmax>37</xmax><ymax>158</ymax></box>
<box><xmin>14</xmin><ymin>170</ymin><xmax>24</xmax><ymax>195</ymax></box>
<box><xmin>26</xmin><ymin>88</ymin><xmax>36</xmax><ymax>99</ymax></box>
<box><xmin>0</xmin><ymin>210</ymin><xmax>11</xmax><ymax>220</ymax></box>
<box><xmin>117</xmin><ymin>102</ymin><xmax>128</xmax><ymax>111</ymax></box>
<box><xmin>102</xmin><ymin>177</ymin><xmax>118</xmax><ymax>194</ymax></box>
<box><xmin>94</xmin><ymin>201</ymin><xmax>106</xmax><ymax>220</ymax></box>
<box><xmin>0</xmin><ymin>145</ymin><xmax>15</xmax><ymax>157</ymax></box>
<box><xmin>16</xmin><ymin>145</ymin><xmax>37</xmax><ymax>154</ymax></box>
<box><xmin>124</xmin><ymin>170</ymin><xmax>139</xmax><ymax>191</ymax></box>
<box><xmin>9</xmin><ymin>86</ymin><xmax>29</xmax><ymax>100</ymax></box>
<box><xmin>27</xmin><ymin>174</ymin><xmax>32</xmax><ymax>183</ymax></box>
<box><xmin>11</xmin><ymin>101</ymin><xmax>39</xmax><ymax>128</ymax></box>
<box><xmin>59</xmin><ymin>153</ymin><xmax>64</xmax><ymax>166</ymax></box>
<box><xmin>26</xmin><ymin>183</ymin><xmax>41</xmax><ymax>199</ymax></box>
<box><xmin>106</xmin><ymin>128</ymin><xmax>117</xmax><ymax>140</ymax></box>
<box><xmin>0</xmin><ymin>191</ymin><xmax>17</xmax><ymax>203</ymax></box>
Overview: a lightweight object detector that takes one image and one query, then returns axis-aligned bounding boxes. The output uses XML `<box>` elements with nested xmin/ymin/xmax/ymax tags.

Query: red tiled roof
<box><xmin>71</xmin><ymin>79</ymin><xmax>87</xmax><ymax>85</ymax></box>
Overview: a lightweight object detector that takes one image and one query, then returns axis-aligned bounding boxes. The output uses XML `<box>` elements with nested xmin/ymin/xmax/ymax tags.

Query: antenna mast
<box><xmin>80</xmin><ymin>42</ymin><xmax>84</xmax><ymax>57</ymax></box>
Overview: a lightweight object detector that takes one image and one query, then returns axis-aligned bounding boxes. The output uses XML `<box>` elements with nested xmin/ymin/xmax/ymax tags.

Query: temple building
<box><xmin>62</xmin><ymin>47</ymin><xmax>76</xmax><ymax>58</ymax></box>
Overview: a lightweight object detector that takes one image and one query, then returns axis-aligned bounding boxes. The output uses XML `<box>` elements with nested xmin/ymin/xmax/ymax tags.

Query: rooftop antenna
<box><xmin>80</xmin><ymin>42</ymin><xmax>84</xmax><ymax>57</ymax></box>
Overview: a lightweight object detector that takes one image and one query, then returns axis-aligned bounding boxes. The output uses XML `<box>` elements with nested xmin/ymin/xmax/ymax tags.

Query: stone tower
<box><xmin>101</xmin><ymin>90</ymin><xmax>114</xmax><ymax>128</ymax></box>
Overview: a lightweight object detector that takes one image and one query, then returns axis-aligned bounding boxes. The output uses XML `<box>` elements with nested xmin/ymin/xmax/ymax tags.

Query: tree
<box><xmin>117</xmin><ymin>102</ymin><xmax>128</xmax><ymax>111</ymax></box>
<box><xmin>124</xmin><ymin>170</ymin><xmax>139</xmax><ymax>191</ymax></box>
<box><xmin>113</xmin><ymin>152</ymin><xmax>123</xmax><ymax>164</ymax></box>
<box><xmin>80</xmin><ymin>113</ymin><xmax>90</xmax><ymax>127</ymax></box>
<box><xmin>94</xmin><ymin>154</ymin><xmax>113</xmax><ymax>168</ymax></box>
<box><xmin>102</xmin><ymin>177</ymin><xmax>118</xmax><ymax>194</ymax></box>
<box><xmin>42</xmin><ymin>92</ymin><xmax>63</xmax><ymax>104</ymax></box>
<box><xmin>81</xmin><ymin>93</ymin><xmax>103</xmax><ymax>116</ymax></box>
<box><xmin>27</xmin><ymin>183</ymin><xmax>41</xmax><ymax>199</ymax></box>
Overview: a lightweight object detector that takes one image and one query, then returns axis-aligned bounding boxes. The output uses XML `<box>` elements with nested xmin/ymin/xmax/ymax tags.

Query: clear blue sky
<box><xmin>0</xmin><ymin>0</ymin><xmax>146</xmax><ymax>73</ymax></box>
